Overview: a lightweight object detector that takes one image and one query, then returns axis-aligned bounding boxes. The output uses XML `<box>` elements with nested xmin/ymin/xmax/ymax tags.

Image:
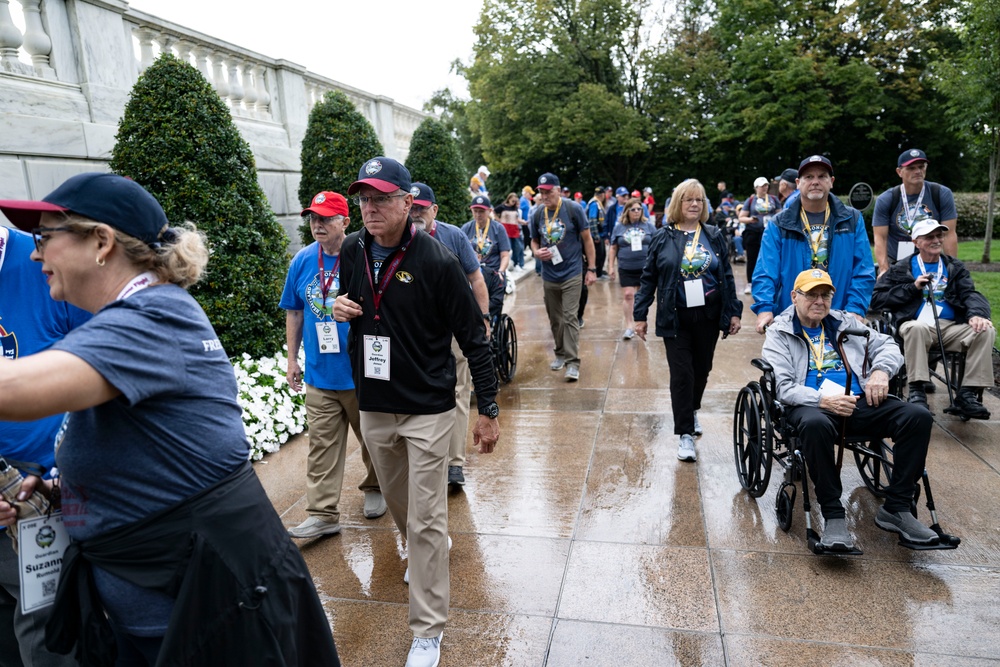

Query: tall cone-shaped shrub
<box><xmin>405</xmin><ymin>118</ymin><xmax>467</xmax><ymax>226</ymax></box>
<box><xmin>298</xmin><ymin>90</ymin><xmax>384</xmax><ymax>242</ymax></box>
<box><xmin>110</xmin><ymin>53</ymin><xmax>288</xmax><ymax>360</ymax></box>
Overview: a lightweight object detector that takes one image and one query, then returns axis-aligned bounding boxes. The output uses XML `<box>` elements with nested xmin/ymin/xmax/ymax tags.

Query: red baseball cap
<box><xmin>301</xmin><ymin>191</ymin><xmax>348</xmax><ymax>218</ymax></box>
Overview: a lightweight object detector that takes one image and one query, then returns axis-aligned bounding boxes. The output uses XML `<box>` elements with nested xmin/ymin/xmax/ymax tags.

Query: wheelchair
<box><xmin>733</xmin><ymin>328</ymin><xmax>960</xmax><ymax>555</ymax></box>
<box><xmin>482</xmin><ymin>267</ymin><xmax>517</xmax><ymax>384</ymax></box>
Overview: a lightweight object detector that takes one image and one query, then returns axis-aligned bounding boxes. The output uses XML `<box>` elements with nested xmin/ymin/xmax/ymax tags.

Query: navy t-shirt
<box><xmin>802</xmin><ymin>324</ymin><xmax>862</xmax><ymax>395</ymax></box>
<box><xmin>610</xmin><ymin>221</ymin><xmax>657</xmax><ymax>271</ymax></box>
<box><xmin>872</xmin><ymin>182</ymin><xmax>957</xmax><ymax>263</ymax></box>
<box><xmin>460</xmin><ymin>219</ymin><xmax>510</xmax><ymax>272</ymax></box>
<box><xmin>529</xmin><ymin>198</ymin><xmax>588</xmax><ymax>283</ymax></box>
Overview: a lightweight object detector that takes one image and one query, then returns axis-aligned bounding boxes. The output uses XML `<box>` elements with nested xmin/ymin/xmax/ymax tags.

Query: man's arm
<box><xmin>873</xmin><ymin>226</ymin><xmax>889</xmax><ymax>277</ymax></box>
<box><xmin>285</xmin><ymin>310</ymin><xmax>304</xmax><ymax>393</ymax></box>
<box><xmin>580</xmin><ymin>228</ymin><xmax>597</xmax><ymax>286</ymax></box>
<box><xmin>752</xmin><ymin>223</ymin><xmax>781</xmax><ymax>332</ymax></box>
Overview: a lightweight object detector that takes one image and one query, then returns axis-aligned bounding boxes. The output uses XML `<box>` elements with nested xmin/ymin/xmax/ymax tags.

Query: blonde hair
<box><xmin>61</xmin><ymin>214</ymin><xmax>209</xmax><ymax>288</ymax></box>
<box><xmin>622</xmin><ymin>198</ymin><xmax>648</xmax><ymax>224</ymax></box>
<box><xmin>665</xmin><ymin>179</ymin><xmax>709</xmax><ymax>226</ymax></box>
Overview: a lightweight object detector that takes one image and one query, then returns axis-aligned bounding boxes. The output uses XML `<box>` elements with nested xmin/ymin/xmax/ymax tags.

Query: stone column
<box><xmin>225</xmin><ymin>56</ymin><xmax>244</xmax><ymax>115</ymax></box>
<box><xmin>19</xmin><ymin>0</ymin><xmax>55</xmax><ymax>79</ymax></box>
<box><xmin>241</xmin><ymin>60</ymin><xmax>257</xmax><ymax>117</ymax></box>
<box><xmin>0</xmin><ymin>0</ymin><xmax>24</xmax><ymax>73</ymax></box>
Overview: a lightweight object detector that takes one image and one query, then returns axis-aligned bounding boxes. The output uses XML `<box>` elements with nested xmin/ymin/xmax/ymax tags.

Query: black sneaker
<box><xmin>448</xmin><ymin>465</ymin><xmax>466</xmax><ymax>486</ymax></box>
<box><xmin>955</xmin><ymin>387</ymin><xmax>990</xmax><ymax>420</ymax></box>
<box><xmin>907</xmin><ymin>383</ymin><xmax>928</xmax><ymax>409</ymax></box>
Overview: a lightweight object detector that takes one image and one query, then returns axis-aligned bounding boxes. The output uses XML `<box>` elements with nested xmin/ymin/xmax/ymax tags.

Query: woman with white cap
<box><xmin>738</xmin><ymin>177</ymin><xmax>781</xmax><ymax>295</ymax></box>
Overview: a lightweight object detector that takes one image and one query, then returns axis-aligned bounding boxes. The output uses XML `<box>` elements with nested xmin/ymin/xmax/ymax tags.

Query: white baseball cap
<box><xmin>910</xmin><ymin>219</ymin><xmax>949</xmax><ymax>240</ymax></box>
<box><xmin>753</xmin><ymin>177</ymin><xmax>769</xmax><ymax>188</ymax></box>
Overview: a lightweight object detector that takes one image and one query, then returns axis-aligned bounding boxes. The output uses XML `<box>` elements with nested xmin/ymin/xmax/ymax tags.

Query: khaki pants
<box><xmin>543</xmin><ymin>273</ymin><xmax>583</xmax><ymax>367</ymax></box>
<box><xmin>360</xmin><ymin>409</ymin><xmax>454</xmax><ymax>637</ymax></box>
<box><xmin>899</xmin><ymin>319</ymin><xmax>996</xmax><ymax>387</ymax></box>
<box><xmin>448</xmin><ymin>336</ymin><xmax>471</xmax><ymax>467</ymax></box>
<box><xmin>304</xmin><ymin>385</ymin><xmax>380</xmax><ymax>523</ymax></box>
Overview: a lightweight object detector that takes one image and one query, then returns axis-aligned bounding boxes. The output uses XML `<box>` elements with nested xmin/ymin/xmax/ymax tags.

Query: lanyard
<box><xmin>475</xmin><ymin>220</ymin><xmax>491</xmax><ymax>252</ymax></box>
<box><xmin>900</xmin><ymin>183</ymin><xmax>926</xmax><ymax>230</ymax></box>
<box><xmin>115</xmin><ymin>271</ymin><xmax>158</xmax><ymax>301</ymax></box>
<box><xmin>0</xmin><ymin>227</ymin><xmax>8</xmax><ymax>275</ymax></box>
<box><xmin>799</xmin><ymin>202</ymin><xmax>831</xmax><ymax>265</ymax></box>
<box><xmin>802</xmin><ymin>328</ymin><xmax>826</xmax><ymax>374</ymax></box>
<box><xmin>916</xmin><ymin>255</ymin><xmax>944</xmax><ymax>293</ymax></box>
<box><xmin>544</xmin><ymin>199</ymin><xmax>562</xmax><ymax>243</ymax></box>
<box><xmin>363</xmin><ymin>225</ymin><xmax>415</xmax><ymax>325</ymax></box>
<box><xmin>317</xmin><ymin>245</ymin><xmax>340</xmax><ymax>309</ymax></box>
<box><xmin>680</xmin><ymin>224</ymin><xmax>702</xmax><ymax>264</ymax></box>
<box><xmin>428</xmin><ymin>221</ymin><xmax>437</xmax><ymax>238</ymax></box>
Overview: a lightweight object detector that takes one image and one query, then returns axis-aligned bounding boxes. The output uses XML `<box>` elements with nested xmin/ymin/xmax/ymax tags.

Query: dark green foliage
<box><xmin>405</xmin><ymin>118</ymin><xmax>469</xmax><ymax>226</ymax></box>
<box><xmin>954</xmin><ymin>193</ymin><xmax>1000</xmax><ymax>239</ymax></box>
<box><xmin>109</xmin><ymin>53</ymin><xmax>289</xmax><ymax>360</ymax></box>
<box><xmin>297</xmin><ymin>90</ymin><xmax>384</xmax><ymax>241</ymax></box>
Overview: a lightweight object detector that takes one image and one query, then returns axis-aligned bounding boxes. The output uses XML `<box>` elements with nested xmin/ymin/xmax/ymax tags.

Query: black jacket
<box><xmin>871</xmin><ymin>254</ymin><xmax>990</xmax><ymax>325</ymax></box>
<box><xmin>340</xmin><ymin>224</ymin><xmax>497</xmax><ymax>414</ymax></box>
<box><xmin>46</xmin><ymin>463</ymin><xmax>338</xmax><ymax>667</ymax></box>
<box><xmin>633</xmin><ymin>222</ymin><xmax>743</xmax><ymax>338</ymax></box>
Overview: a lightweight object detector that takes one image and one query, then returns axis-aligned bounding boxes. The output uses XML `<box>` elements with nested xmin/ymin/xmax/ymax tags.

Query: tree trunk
<box><xmin>982</xmin><ymin>134</ymin><xmax>998</xmax><ymax>264</ymax></box>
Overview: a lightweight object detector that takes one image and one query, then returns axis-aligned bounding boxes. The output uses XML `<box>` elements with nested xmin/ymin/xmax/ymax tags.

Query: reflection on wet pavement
<box><xmin>258</xmin><ymin>265</ymin><xmax>1000</xmax><ymax>666</ymax></box>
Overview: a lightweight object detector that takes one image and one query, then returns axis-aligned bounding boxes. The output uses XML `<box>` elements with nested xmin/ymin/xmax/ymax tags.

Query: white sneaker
<box><xmin>623</xmin><ymin>328</ymin><xmax>635</xmax><ymax>340</ymax></box>
<box><xmin>505</xmin><ymin>279</ymin><xmax>515</xmax><ymax>294</ymax></box>
<box><xmin>405</xmin><ymin>536</ymin><xmax>452</xmax><ymax>584</ymax></box>
<box><xmin>693</xmin><ymin>411</ymin><xmax>702</xmax><ymax>436</ymax></box>
<box><xmin>405</xmin><ymin>632</ymin><xmax>442</xmax><ymax>667</ymax></box>
<box><xmin>677</xmin><ymin>434</ymin><xmax>697</xmax><ymax>462</ymax></box>
<box><xmin>743</xmin><ymin>285</ymin><xmax>752</xmax><ymax>295</ymax></box>
<box><xmin>287</xmin><ymin>516</ymin><xmax>341</xmax><ymax>539</ymax></box>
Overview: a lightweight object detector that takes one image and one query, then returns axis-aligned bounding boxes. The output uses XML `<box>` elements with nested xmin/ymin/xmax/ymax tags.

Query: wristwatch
<box><xmin>482</xmin><ymin>313</ymin><xmax>491</xmax><ymax>321</ymax></box>
<box><xmin>587</xmin><ymin>267</ymin><xmax>597</xmax><ymax>273</ymax></box>
<box><xmin>479</xmin><ymin>401</ymin><xmax>500</xmax><ymax>419</ymax></box>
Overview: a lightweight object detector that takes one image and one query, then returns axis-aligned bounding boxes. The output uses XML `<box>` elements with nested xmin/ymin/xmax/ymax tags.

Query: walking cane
<box><xmin>836</xmin><ymin>328</ymin><xmax>871</xmax><ymax>470</ymax></box>
<box><xmin>924</xmin><ymin>287</ymin><xmax>960</xmax><ymax>416</ymax></box>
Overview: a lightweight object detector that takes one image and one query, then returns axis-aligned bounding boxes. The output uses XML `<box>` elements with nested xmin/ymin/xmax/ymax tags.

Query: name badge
<box><xmin>364</xmin><ymin>335</ymin><xmax>391</xmax><ymax>380</ymax></box>
<box><xmin>897</xmin><ymin>241</ymin><xmax>915</xmax><ymax>259</ymax></box>
<box><xmin>630</xmin><ymin>235</ymin><xmax>643</xmax><ymax>252</ymax></box>
<box><xmin>916</xmin><ymin>302</ymin><xmax>936</xmax><ymax>327</ymax></box>
<box><xmin>684</xmin><ymin>279</ymin><xmax>706</xmax><ymax>307</ymax></box>
<box><xmin>549</xmin><ymin>245</ymin><xmax>563</xmax><ymax>265</ymax></box>
<box><xmin>819</xmin><ymin>378</ymin><xmax>847</xmax><ymax>397</ymax></box>
<box><xmin>18</xmin><ymin>513</ymin><xmax>69</xmax><ymax>614</ymax></box>
<box><xmin>315</xmin><ymin>321</ymin><xmax>340</xmax><ymax>354</ymax></box>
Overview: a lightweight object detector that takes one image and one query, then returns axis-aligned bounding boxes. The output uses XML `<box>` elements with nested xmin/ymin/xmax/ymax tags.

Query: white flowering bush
<box><xmin>233</xmin><ymin>346</ymin><xmax>308</xmax><ymax>461</ymax></box>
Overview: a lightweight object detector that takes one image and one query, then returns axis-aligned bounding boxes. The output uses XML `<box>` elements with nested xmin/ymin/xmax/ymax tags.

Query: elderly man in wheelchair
<box><xmin>760</xmin><ymin>269</ymin><xmax>943</xmax><ymax>552</ymax></box>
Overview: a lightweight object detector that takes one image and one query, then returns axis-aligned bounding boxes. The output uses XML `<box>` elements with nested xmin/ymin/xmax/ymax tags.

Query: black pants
<box><xmin>663</xmin><ymin>304</ymin><xmax>722</xmax><ymax>435</ymax></box>
<box><xmin>593</xmin><ymin>239</ymin><xmax>606</xmax><ymax>278</ymax></box>
<box><xmin>786</xmin><ymin>397</ymin><xmax>932</xmax><ymax>519</ymax></box>
<box><xmin>743</xmin><ymin>231</ymin><xmax>762</xmax><ymax>284</ymax></box>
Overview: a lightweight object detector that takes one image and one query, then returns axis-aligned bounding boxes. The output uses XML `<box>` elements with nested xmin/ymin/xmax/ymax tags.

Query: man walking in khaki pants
<box><xmin>334</xmin><ymin>157</ymin><xmax>500</xmax><ymax>667</ymax></box>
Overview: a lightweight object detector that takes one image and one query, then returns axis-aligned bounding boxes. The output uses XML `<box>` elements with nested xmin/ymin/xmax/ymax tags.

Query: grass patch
<box><xmin>968</xmin><ymin>271</ymin><xmax>1000</xmax><ymax>350</ymax></box>
<box><xmin>957</xmin><ymin>239</ymin><xmax>998</xmax><ymax>263</ymax></box>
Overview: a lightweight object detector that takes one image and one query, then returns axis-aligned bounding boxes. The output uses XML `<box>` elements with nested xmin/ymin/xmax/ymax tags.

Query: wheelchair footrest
<box><xmin>806</xmin><ymin>528</ymin><xmax>864</xmax><ymax>556</ymax></box>
<box><xmin>897</xmin><ymin>525</ymin><xmax>961</xmax><ymax>551</ymax></box>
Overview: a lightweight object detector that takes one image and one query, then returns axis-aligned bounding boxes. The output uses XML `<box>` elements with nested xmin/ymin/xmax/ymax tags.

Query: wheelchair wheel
<box><xmin>775</xmin><ymin>482</ymin><xmax>796</xmax><ymax>532</ymax></box>
<box><xmin>853</xmin><ymin>438</ymin><xmax>894</xmax><ymax>498</ymax></box>
<box><xmin>733</xmin><ymin>383</ymin><xmax>773</xmax><ymax>498</ymax></box>
<box><xmin>496</xmin><ymin>314</ymin><xmax>517</xmax><ymax>384</ymax></box>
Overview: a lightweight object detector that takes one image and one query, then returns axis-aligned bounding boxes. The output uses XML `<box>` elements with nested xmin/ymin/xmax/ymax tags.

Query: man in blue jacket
<box><xmin>752</xmin><ymin>155</ymin><xmax>875</xmax><ymax>334</ymax></box>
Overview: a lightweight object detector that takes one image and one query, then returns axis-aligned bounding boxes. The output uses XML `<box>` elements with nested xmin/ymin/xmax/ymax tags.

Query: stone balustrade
<box><xmin>0</xmin><ymin>0</ymin><xmax>431</xmax><ymax>250</ymax></box>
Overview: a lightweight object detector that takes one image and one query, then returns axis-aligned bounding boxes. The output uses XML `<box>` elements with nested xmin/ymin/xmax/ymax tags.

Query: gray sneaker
<box><xmin>875</xmin><ymin>507</ymin><xmax>939</xmax><ymax>544</ymax></box>
<box><xmin>820</xmin><ymin>517</ymin><xmax>854</xmax><ymax>551</ymax></box>
<box><xmin>287</xmin><ymin>516</ymin><xmax>341</xmax><ymax>539</ymax></box>
<box><xmin>565</xmin><ymin>365</ymin><xmax>579</xmax><ymax>382</ymax></box>
<box><xmin>550</xmin><ymin>357</ymin><xmax>566</xmax><ymax>371</ymax></box>
<box><xmin>363</xmin><ymin>491</ymin><xmax>387</xmax><ymax>519</ymax></box>
<box><xmin>693</xmin><ymin>411</ymin><xmax>703</xmax><ymax>436</ymax></box>
<box><xmin>677</xmin><ymin>434</ymin><xmax>697</xmax><ymax>462</ymax></box>
<box><xmin>448</xmin><ymin>465</ymin><xmax>465</xmax><ymax>486</ymax></box>
<box><xmin>405</xmin><ymin>632</ymin><xmax>443</xmax><ymax>667</ymax></box>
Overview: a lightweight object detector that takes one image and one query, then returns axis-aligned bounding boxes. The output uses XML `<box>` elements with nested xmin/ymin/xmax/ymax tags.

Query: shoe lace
<box><xmin>411</xmin><ymin>636</ymin><xmax>440</xmax><ymax>652</ymax></box>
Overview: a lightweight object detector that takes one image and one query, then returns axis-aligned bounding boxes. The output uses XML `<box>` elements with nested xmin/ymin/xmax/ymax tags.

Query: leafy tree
<box><xmin>298</xmin><ymin>90</ymin><xmax>384</xmax><ymax>241</ymax></box>
<box><xmin>405</xmin><ymin>118</ymin><xmax>469</xmax><ymax>226</ymax></box>
<box><xmin>110</xmin><ymin>53</ymin><xmax>288</xmax><ymax>360</ymax></box>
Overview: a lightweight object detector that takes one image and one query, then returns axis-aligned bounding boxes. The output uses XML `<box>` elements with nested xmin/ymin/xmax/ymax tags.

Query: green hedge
<box><xmin>404</xmin><ymin>118</ymin><xmax>468</xmax><ymax>227</ymax></box>
<box><xmin>110</xmin><ymin>53</ymin><xmax>289</xmax><ymax>360</ymax></box>
<box><xmin>954</xmin><ymin>193</ymin><xmax>998</xmax><ymax>239</ymax></box>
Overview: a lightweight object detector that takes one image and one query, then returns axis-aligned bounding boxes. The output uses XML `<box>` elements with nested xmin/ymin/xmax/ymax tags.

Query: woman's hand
<box><xmin>0</xmin><ymin>475</ymin><xmax>52</xmax><ymax>527</ymax></box>
<box><xmin>634</xmin><ymin>321</ymin><xmax>648</xmax><ymax>341</ymax></box>
<box><xmin>728</xmin><ymin>316</ymin><xmax>741</xmax><ymax>336</ymax></box>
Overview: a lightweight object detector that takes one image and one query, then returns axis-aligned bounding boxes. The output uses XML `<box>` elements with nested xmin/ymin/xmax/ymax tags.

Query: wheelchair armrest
<box><xmin>751</xmin><ymin>358</ymin><xmax>773</xmax><ymax>373</ymax></box>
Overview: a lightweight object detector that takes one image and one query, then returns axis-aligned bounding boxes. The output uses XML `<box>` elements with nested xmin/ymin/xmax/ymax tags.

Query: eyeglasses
<box><xmin>795</xmin><ymin>290</ymin><xmax>834</xmax><ymax>302</ymax></box>
<box><xmin>681</xmin><ymin>198</ymin><xmax>703</xmax><ymax>205</ymax></box>
<box><xmin>410</xmin><ymin>204</ymin><xmax>429</xmax><ymax>214</ymax></box>
<box><xmin>31</xmin><ymin>226</ymin><xmax>75</xmax><ymax>252</ymax></box>
<box><xmin>351</xmin><ymin>193</ymin><xmax>408</xmax><ymax>207</ymax></box>
<box><xmin>629</xmin><ymin>208</ymin><xmax>642</xmax><ymax>213</ymax></box>
<box><xmin>308</xmin><ymin>214</ymin><xmax>341</xmax><ymax>225</ymax></box>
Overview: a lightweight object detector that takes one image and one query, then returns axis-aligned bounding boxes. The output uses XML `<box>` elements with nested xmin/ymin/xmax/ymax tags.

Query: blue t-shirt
<box><xmin>460</xmin><ymin>219</ymin><xmax>510</xmax><ymax>272</ymax></box>
<box><xmin>279</xmin><ymin>242</ymin><xmax>353</xmax><ymax>391</ymax></box>
<box><xmin>909</xmin><ymin>255</ymin><xmax>955</xmax><ymax>321</ymax></box>
<box><xmin>611</xmin><ymin>221</ymin><xmax>657</xmax><ymax>271</ymax></box>
<box><xmin>803</xmin><ymin>209</ymin><xmax>831</xmax><ymax>270</ymax></box>
<box><xmin>529</xmin><ymin>198</ymin><xmax>589</xmax><ymax>283</ymax></box>
<box><xmin>802</xmin><ymin>324</ymin><xmax>862</xmax><ymax>394</ymax></box>
<box><xmin>872</xmin><ymin>182</ymin><xmax>957</xmax><ymax>263</ymax></box>
<box><xmin>428</xmin><ymin>220</ymin><xmax>480</xmax><ymax>275</ymax></box>
<box><xmin>676</xmin><ymin>227</ymin><xmax>720</xmax><ymax>307</ymax></box>
<box><xmin>519</xmin><ymin>195</ymin><xmax>531</xmax><ymax>224</ymax></box>
<box><xmin>0</xmin><ymin>229</ymin><xmax>90</xmax><ymax>474</ymax></box>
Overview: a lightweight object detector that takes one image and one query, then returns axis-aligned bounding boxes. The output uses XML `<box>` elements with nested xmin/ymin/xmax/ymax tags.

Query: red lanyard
<box><xmin>317</xmin><ymin>245</ymin><xmax>340</xmax><ymax>306</ymax></box>
<box><xmin>363</xmin><ymin>225</ymin><xmax>415</xmax><ymax>324</ymax></box>
<box><xmin>429</xmin><ymin>221</ymin><xmax>437</xmax><ymax>238</ymax></box>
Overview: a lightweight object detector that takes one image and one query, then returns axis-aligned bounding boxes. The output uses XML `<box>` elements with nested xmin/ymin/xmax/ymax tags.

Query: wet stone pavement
<box><xmin>256</xmin><ymin>262</ymin><xmax>1000</xmax><ymax>666</ymax></box>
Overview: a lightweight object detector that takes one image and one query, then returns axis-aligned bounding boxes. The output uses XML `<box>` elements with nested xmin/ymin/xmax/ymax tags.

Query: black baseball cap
<box><xmin>410</xmin><ymin>182</ymin><xmax>435</xmax><ymax>206</ymax></box>
<box><xmin>470</xmin><ymin>195</ymin><xmax>492</xmax><ymax>209</ymax></box>
<box><xmin>898</xmin><ymin>149</ymin><xmax>928</xmax><ymax>167</ymax></box>
<box><xmin>0</xmin><ymin>172</ymin><xmax>168</xmax><ymax>246</ymax></box>
<box><xmin>797</xmin><ymin>155</ymin><xmax>834</xmax><ymax>176</ymax></box>
<box><xmin>777</xmin><ymin>168</ymin><xmax>798</xmax><ymax>184</ymax></box>
<box><xmin>537</xmin><ymin>173</ymin><xmax>560</xmax><ymax>190</ymax></box>
<box><xmin>348</xmin><ymin>156</ymin><xmax>412</xmax><ymax>194</ymax></box>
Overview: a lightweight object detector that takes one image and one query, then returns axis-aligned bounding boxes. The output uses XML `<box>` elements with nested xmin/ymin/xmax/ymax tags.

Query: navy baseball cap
<box><xmin>470</xmin><ymin>195</ymin><xmax>492</xmax><ymax>209</ymax></box>
<box><xmin>898</xmin><ymin>149</ymin><xmax>928</xmax><ymax>167</ymax></box>
<box><xmin>537</xmin><ymin>173</ymin><xmax>560</xmax><ymax>190</ymax></box>
<box><xmin>797</xmin><ymin>155</ymin><xmax>834</xmax><ymax>176</ymax></box>
<box><xmin>409</xmin><ymin>182</ymin><xmax>435</xmax><ymax>206</ymax></box>
<box><xmin>777</xmin><ymin>168</ymin><xmax>798</xmax><ymax>184</ymax></box>
<box><xmin>348</xmin><ymin>156</ymin><xmax>411</xmax><ymax>194</ymax></box>
<box><xmin>0</xmin><ymin>172</ymin><xmax>168</xmax><ymax>246</ymax></box>
<box><xmin>615</xmin><ymin>186</ymin><xmax>629</xmax><ymax>196</ymax></box>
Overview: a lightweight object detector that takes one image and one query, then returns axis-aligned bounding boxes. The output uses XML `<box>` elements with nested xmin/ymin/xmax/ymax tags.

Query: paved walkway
<box><xmin>257</xmin><ymin>262</ymin><xmax>1000</xmax><ymax>666</ymax></box>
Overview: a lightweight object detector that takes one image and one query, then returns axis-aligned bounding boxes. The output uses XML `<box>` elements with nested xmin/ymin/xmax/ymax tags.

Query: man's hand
<box><xmin>863</xmin><ymin>370</ymin><xmax>890</xmax><ymax>407</ymax></box>
<box><xmin>819</xmin><ymin>393</ymin><xmax>859</xmax><ymax>417</ymax></box>
<box><xmin>0</xmin><ymin>476</ymin><xmax>51</xmax><ymax>528</ymax></box>
<box><xmin>287</xmin><ymin>357</ymin><xmax>303</xmax><ymax>393</ymax></box>
<box><xmin>333</xmin><ymin>295</ymin><xmax>363</xmax><ymax>322</ymax></box>
<box><xmin>534</xmin><ymin>247</ymin><xmax>553</xmax><ymax>262</ymax></box>
<box><xmin>728</xmin><ymin>316</ymin><xmax>741</xmax><ymax>336</ymax></box>
<box><xmin>755</xmin><ymin>311</ymin><xmax>774</xmax><ymax>335</ymax></box>
<box><xmin>969</xmin><ymin>316</ymin><xmax>995</xmax><ymax>334</ymax></box>
<box><xmin>914</xmin><ymin>273</ymin><xmax>934</xmax><ymax>290</ymax></box>
<box><xmin>584</xmin><ymin>270</ymin><xmax>597</xmax><ymax>286</ymax></box>
<box><xmin>472</xmin><ymin>415</ymin><xmax>500</xmax><ymax>454</ymax></box>
<box><xmin>635</xmin><ymin>321</ymin><xmax>648</xmax><ymax>341</ymax></box>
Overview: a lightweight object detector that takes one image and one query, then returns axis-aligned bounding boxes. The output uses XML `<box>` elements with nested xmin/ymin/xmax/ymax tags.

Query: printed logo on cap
<box><xmin>472</xmin><ymin>196</ymin><xmax>488</xmax><ymax>206</ymax></box>
<box><xmin>314</xmin><ymin>193</ymin><xmax>326</xmax><ymax>204</ymax></box>
<box><xmin>809</xmin><ymin>156</ymin><xmax>823</xmax><ymax>163</ymax></box>
<box><xmin>812</xmin><ymin>269</ymin><xmax>823</xmax><ymax>278</ymax></box>
<box><xmin>410</xmin><ymin>186</ymin><xmax>420</xmax><ymax>197</ymax></box>
<box><xmin>539</xmin><ymin>176</ymin><xmax>548</xmax><ymax>184</ymax></box>
<box><xmin>365</xmin><ymin>160</ymin><xmax>383</xmax><ymax>175</ymax></box>
<box><xmin>910</xmin><ymin>150</ymin><xmax>921</xmax><ymax>157</ymax></box>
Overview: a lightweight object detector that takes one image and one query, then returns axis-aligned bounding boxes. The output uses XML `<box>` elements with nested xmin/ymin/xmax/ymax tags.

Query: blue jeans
<box><xmin>509</xmin><ymin>236</ymin><xmax>525</xmax><ymax>268</ymax></box>
<box><xmin>733</xmin><ymin>236</ymin><xmax>744</xmax><ymax>255</ymax></box>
